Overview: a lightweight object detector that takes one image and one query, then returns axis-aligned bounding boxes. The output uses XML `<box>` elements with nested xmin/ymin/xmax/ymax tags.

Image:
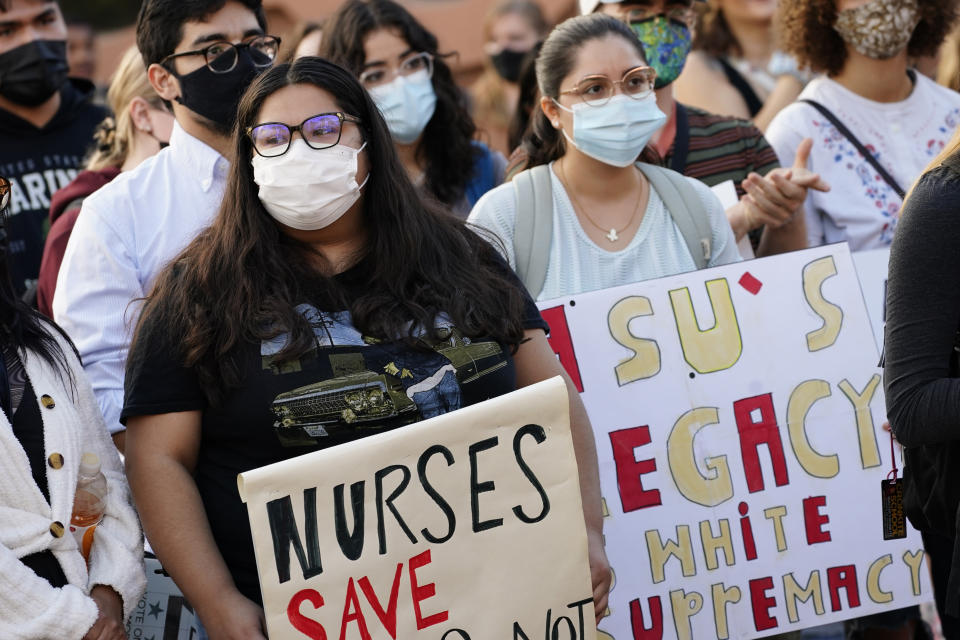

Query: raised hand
<box><xmin>740</xmin><ymin>137</ymin><xmax>830</xmax><ymax>231</ymax></box>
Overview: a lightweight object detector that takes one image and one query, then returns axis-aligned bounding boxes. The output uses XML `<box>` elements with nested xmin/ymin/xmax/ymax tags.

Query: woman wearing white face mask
<box><xmin>121</xmin><ymin>57</ymin><xmax>613</xmax><ymax>637</ymax></box>
<box><xmin>469</xmin><ymin>13</ymin><xmax>740</xmax><ymax>301</ymax></box>
<box><xmin>321</xmin><ymin>0</ymin><xmax>507</xmax><ymax>218</ymax></box>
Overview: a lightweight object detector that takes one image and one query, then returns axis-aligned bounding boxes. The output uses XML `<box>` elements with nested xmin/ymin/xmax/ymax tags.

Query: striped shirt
<box><xmin>664</xmin><ymin>103</ymin><xmax>780</xmax><ymax>198</ymax></box>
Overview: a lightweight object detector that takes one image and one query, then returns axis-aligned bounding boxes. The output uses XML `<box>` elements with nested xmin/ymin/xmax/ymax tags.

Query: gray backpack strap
<box><xmin>638</xmin><ymin>162</ymin><xmax>712</xmax><ymax>270</ymax></box>
<box><xmin>511</xmin><ymin>165</ymin><xmax>554</xmax><ymax>298</ymax></box>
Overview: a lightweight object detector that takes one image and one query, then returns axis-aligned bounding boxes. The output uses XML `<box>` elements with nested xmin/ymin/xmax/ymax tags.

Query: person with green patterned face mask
<box><xmin>623</xmin><ymin>3</ymin><xmax>696</xmax><ymax>88</ymax></box>
<box><xmin>581</xmin><ymin>0</ymin><xmax>698</xmax><ymax>90</ymax></box>
<box><xmin>575</xmin><ymin>0</ymin><xmax>827</xmax><ymax>260</ymax></box>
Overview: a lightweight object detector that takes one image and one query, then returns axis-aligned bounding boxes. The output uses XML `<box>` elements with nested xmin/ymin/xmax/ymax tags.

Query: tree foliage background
<box><xmin>59</xmin><ymin>0</ymin><xmax>139</xmax><ymax>30</ymax></box>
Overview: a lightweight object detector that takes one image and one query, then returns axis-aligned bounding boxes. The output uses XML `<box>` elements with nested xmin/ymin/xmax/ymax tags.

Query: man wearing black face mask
<box><xmin>0</xmin><ymin>0</ymin><xmax>106</xmax><ymax>297</ymax></box>
<box><xmin>54</xmin><ymin>0</ymin><xmax>277</xmax><ymax>450</ymax></box>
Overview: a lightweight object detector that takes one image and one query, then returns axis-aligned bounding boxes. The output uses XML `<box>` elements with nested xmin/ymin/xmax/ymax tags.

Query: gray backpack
<box><xmin>511</xmin><ymin>162</ymin><xmax>713</xmax><ymax>299</ymax></box>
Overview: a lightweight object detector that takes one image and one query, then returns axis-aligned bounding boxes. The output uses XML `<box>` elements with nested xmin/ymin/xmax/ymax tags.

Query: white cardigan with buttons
<box><xmin>0</xmin><ymin>330</ymin><xmax>145</xmax><ymax>639</ymax></box>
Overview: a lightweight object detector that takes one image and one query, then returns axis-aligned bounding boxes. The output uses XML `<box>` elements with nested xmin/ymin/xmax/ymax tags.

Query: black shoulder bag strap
<box><xmin>669</xmin><ymin>103</ymin><xmax>691</xmax><ymax>174</ymax></box>
<box><xmin>716</xmin><ymin>57</ymin><xmax>763</xmax><ymax>118</ymax></box>
<box><xmin>799</xmin><ymin>99</ymin><xmax>906</xmax><ymax>199</ymax></box>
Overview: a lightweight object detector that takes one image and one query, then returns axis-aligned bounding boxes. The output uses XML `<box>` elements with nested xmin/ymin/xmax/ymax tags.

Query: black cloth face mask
<box><xmin>490</xmin><ymin>48</ymin><xmax>529</xmax><ymax>84</ymax></box>
<box><xmin>0</xmin><ymin>40</ymin><xmax>69</xmax><ymax>107</ymax></box>
<box><xmin>170</xmin><ymin>48</ymin><xmax>261</xmax><ymax>135</ymax></box>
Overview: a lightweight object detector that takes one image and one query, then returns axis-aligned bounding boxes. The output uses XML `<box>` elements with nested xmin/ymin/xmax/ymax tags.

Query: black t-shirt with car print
<box><xmin>122</xmin><ymin>257</ymin><xmax>547</xmax><ymax>605</ymax></box>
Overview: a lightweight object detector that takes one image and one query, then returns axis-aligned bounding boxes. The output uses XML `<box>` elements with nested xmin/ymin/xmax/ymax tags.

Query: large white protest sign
<box><xmin>537</xmin><ymin>244</ymin><xmax>929</xmax><ymax>640</ymax></box>
<box><xmin>238</xmin><ymin>377</ymin><xmax>597</xmax><ymax>640</ymax></box>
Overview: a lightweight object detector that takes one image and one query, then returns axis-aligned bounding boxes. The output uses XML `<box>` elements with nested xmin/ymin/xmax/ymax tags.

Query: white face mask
<box><xmin>252</xmin><ymin>138</ymin><xmax>369</xmax><ymax>231</ymax></box>
<box><xmin>555</xmin><ymin>93</ymin><xmax>667</xmax><ymax>168</ymax></box>
<box><xmin>368</xmin><ymin>70</ymin><xmax>437</xmax><ymax>144</ymax></box>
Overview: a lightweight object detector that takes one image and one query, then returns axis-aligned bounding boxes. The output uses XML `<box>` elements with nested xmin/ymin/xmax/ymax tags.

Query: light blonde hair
<box><xmin>86</xmin><ymin>46</ymin><xmax>166</xmax><ymax>171</ymax></box>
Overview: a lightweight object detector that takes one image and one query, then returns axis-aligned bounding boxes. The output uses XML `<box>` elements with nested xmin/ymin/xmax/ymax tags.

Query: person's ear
<box><xmin>128</xmin><ymin>97</ymin><xmax>153</xmax><ymax>132</ymax></box>
<box><xmin>540</xmin><ymin>95</ymin><xmax>562</xmax><ymax>129</ymax></box>
<box><xmin>147</xmin><ymin>63</ymin><xmax>180</xmax><ymax>102</ymax></box>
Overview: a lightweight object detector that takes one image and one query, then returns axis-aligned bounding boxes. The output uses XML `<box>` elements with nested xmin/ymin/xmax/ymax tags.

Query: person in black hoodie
<box><xmin>0</xmin><ymin>0</ymin><xmax>107</xmax><ymax>297</ymax></box>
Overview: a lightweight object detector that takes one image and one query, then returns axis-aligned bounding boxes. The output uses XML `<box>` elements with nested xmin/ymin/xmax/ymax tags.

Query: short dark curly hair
<box><xmin>777</xmin><ymin>0</ymin><xmax>959</xmax><ymax>76</ymax></box>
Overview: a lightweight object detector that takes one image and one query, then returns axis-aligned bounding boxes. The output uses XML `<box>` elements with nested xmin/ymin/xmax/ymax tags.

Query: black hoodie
<box><xmin>0</xmin><ymin>78</ymin><xmax>107</xmax><ymax>294</ymax></box>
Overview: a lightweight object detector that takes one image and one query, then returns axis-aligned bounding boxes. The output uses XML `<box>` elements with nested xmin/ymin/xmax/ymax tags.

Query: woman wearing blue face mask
<box><xmin>320</xmin><ymin>0</ymin><xmax>507</xmax><ymax>218</ymax></box>
<box><xmin>469</xmin><ymin>13</ymin><xmax>740</xmax><ymax>301</ymax></box>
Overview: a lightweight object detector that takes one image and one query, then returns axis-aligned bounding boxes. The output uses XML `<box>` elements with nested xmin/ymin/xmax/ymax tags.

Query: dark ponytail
<box><xmin>523</xmin><ymin>13</ymin><xmax>651</xmax><ymax>169</ymax></box>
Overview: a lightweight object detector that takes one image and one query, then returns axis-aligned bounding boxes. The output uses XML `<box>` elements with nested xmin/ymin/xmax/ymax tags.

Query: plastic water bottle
<box><xmin>70</xmin><ymin>452</ymin><xmax>106</xmax><ymax>562</ymax></box>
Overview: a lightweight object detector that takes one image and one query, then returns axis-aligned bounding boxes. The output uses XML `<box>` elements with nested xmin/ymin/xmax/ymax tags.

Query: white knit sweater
<box><xmin>0</xmin><ymin>329</ymin><xmax>145</xmax><ymax>639</ymax></box>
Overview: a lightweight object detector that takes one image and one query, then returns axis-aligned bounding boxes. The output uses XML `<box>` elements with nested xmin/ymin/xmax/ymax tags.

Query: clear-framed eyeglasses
<box><xmin>625</xmin><ymin>4</ymin><xmax>697</xmax><ymax>27</ymax></box>
<box><xmin>359</xmin><ymin>52</ymin><xmax>434</xmax><ymax>89</ymax></box>
<box><xmin>162</xmin><ymin>35</ymin><xmax>281</xmax><ymax>74</ymax></box>
<box><xmin>558</xmin><ymin>66</ymin><xmax>658</xmax><ymax>107</ymax></box>
<box><xmin>247</xmin><ymin>112</ymin><xmax>363</xmax><ymax>158</ymax></box>
<box><xmin>0</xmin><ymin>176</ymin><xmax>9</xmax><ymax>211</ymax></box>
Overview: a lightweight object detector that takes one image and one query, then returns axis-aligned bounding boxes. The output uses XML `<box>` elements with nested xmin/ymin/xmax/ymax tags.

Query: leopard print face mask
<box><xmin>834</xmin><ymin>0</ymin><xmax>921</xmax><ymax>60</ymax></box>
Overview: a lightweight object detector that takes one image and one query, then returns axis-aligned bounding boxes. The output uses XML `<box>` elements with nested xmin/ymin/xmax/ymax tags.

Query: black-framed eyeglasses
<box><xmin>559</xmin><ymin>66</ymin><xmax>657</xmax><ymax>107</ymax></box>
<box><xmin>0</xmin><ymin>176</ymin><xmax>9</xmax><ymax>211</ymax></box>
<box><xmin>247</xmin><ymin>112</ymin><xmax>363</xmax><ymax>157</ymax></box>
<box><xmin>162</xmin><ymin>35</ymin><xmax>281</xmax><ymax>74</ymax></box>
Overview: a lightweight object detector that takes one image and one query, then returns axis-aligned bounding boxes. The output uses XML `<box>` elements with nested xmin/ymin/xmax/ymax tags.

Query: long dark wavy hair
<box><xmin>523</xmin><ymin>14</ymin><xmax>657</xmax><ymax>169</ymax></box>
<box><xmin>133</xmin><ymin>57</ymin><xmax>528</xmax><ymax>403</ymax></box>
<box><xmin>0</xmin><ymin>203</ymin><xmax>69</xmax><ymax>378</ymax></box>
<box><xmin>319</xmin><ymin>0</ymin><xmax>479</xmax><ymax>207</ymax></box>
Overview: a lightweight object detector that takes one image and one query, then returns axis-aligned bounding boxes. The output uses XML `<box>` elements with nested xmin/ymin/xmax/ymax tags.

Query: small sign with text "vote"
<box><xmin>239</xmin><ymin>376</ymin><xmax>597</xmax><ymax>640</ymax></box>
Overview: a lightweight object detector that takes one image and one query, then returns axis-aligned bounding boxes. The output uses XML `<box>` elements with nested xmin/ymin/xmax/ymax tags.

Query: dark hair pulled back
<box><xmin>320</xmin><ymin>0</ymin><xmax>479</xmax><ymax>208</ymax></box>
<box><xmin>523</xmin><ymin>13</ymin><xmax>649</xmax><ymax>169</ymax></box>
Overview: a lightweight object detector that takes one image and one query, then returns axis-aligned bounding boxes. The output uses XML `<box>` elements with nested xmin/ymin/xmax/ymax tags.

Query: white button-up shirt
<box><xmin>53</xmin><ymin>122</ymin><xmax>228</xmax><ymax>434</ymax></box>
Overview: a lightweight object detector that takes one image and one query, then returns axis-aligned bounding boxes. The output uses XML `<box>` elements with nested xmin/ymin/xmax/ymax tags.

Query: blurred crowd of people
<box><xmin>2</xmin><ymin>0</ymin><xmax>960</xmax><ymax>638</ymax></box>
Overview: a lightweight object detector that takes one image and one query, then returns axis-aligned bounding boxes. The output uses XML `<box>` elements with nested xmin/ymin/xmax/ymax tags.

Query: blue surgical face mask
<box><xmin>368</xmin><ymin>70</ymin><xmax>437</xmax><ymax>144</ymax></box>
<box><xmin>554</xmin><ymin>93</ymin><xmax>667</xmax><ymax>167</ymax></box>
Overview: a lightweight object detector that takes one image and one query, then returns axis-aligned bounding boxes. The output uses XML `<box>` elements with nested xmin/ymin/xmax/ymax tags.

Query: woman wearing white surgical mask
<box><xmin>321</xmin><ymin>0</ymin><xmax>507</xmax><ymax>218</ymax></box>
<box><xmin>122</xmin><ymin>57</ymin><xmax>613</xmax><ymax>635</ymax></box>
<box><xmin>469</xmin><ymin>13</ymin><xmax>740</xmax><ymax>302</ymax></box>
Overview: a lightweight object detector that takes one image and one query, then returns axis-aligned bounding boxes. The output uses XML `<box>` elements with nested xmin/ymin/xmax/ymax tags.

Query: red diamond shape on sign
<box><xmin>739</xmin><ymin>272</ymin><xmax>762</xmax><ymax>295</ymax></box>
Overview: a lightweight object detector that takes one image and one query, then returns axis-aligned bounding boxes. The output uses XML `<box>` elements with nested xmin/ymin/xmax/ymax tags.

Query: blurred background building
<box><xmin>59</xmin><ymin>0</ymin><xmax>576</xmax><ymax>88</ymax></box>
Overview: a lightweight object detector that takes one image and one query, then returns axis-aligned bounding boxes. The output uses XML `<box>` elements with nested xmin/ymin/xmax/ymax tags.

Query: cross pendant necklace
<box><xmin>559</xmin><ymin>160</ymin><xmax>643</xmax><ymax>244</ymax></box>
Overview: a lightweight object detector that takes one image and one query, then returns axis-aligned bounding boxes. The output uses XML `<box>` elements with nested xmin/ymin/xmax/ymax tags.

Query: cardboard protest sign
<box><xmin>538</xmin><ymin>244</ymin><xmax>929</xmax><ymax>639</ymax></box>
<box><xmin>238</xmin><ymin>376</ymin><xmax>597</xmax><ymax>640</ymax></box>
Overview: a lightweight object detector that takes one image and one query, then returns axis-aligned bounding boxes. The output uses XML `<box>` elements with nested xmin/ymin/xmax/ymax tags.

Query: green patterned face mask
<box><xmin>630</xmin><ymin>16</ymin><xmax>693</xmax><ymax>89</ymax></box>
